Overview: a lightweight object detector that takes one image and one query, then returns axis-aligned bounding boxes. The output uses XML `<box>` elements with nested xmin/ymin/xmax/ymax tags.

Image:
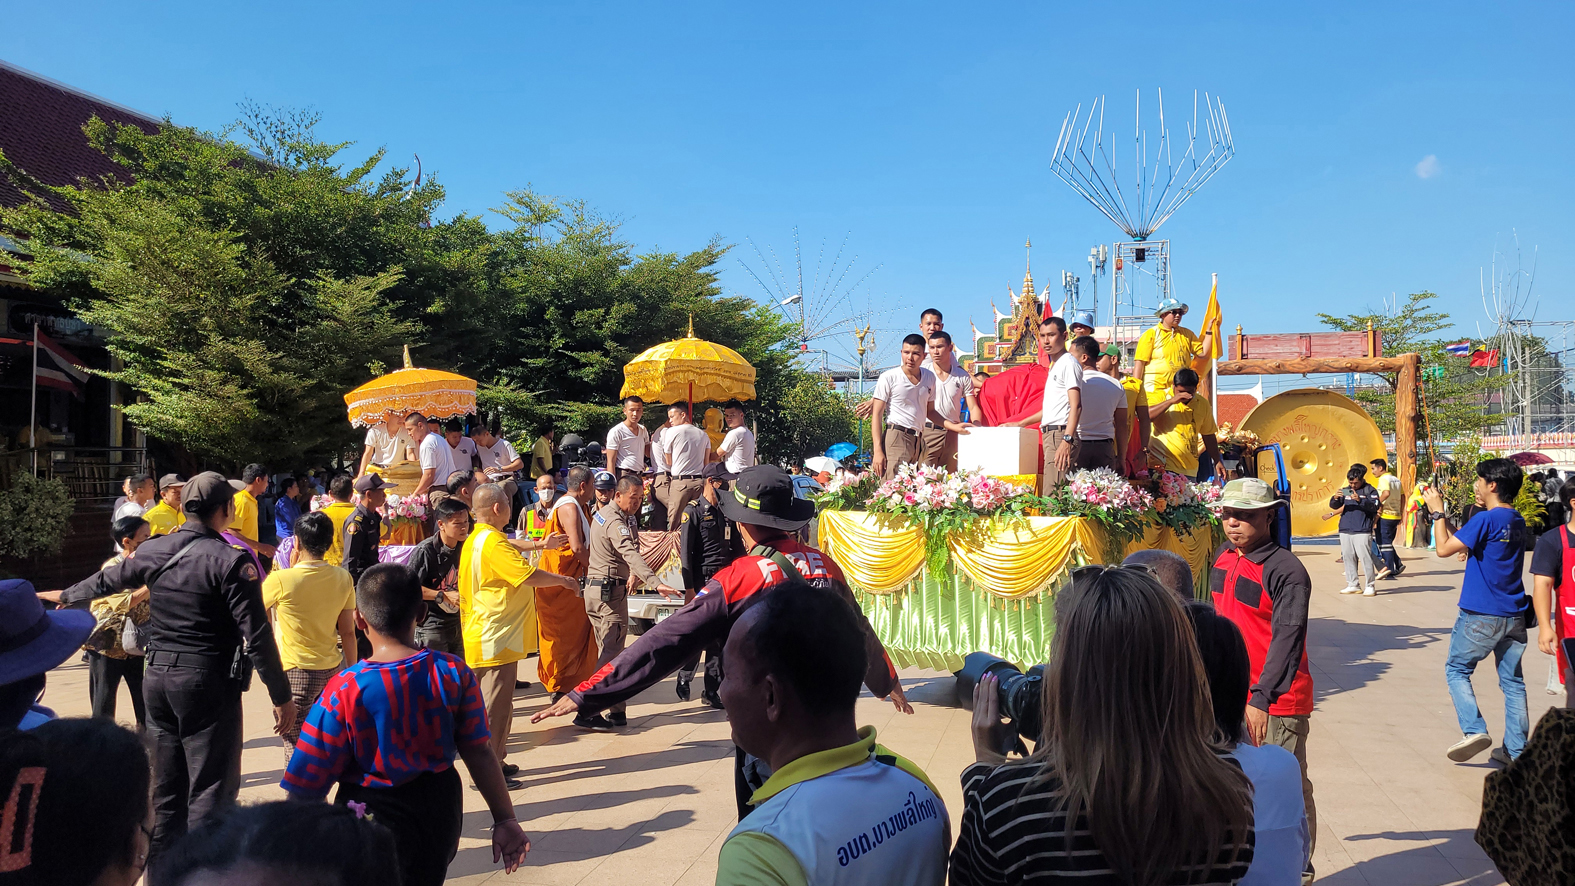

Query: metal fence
<box><xmin>0</xmin><ymin>447</ymin><xmax>148</xmax><ymax>504</ymax></box>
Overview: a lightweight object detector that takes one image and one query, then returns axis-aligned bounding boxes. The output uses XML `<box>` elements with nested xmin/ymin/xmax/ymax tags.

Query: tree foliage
<box><xmin>1318</xmin><ymin>291</ymin><xmax>1507</xmax><ymax>453</ymax></box>
<box><xmin>0</xmin><ymin>472</ymin><xmax>75</xmax><ymax>561</ymax></box>
<box><xmin>1</xmin><ymin>110</ymin><xmax>831</xmax><ymax>469</ymax></box>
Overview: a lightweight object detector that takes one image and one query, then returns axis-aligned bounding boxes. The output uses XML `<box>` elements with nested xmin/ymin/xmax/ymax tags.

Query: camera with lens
<box><xmin>954</xmin><ymin>651</ymin><xmax>1045</xmax><ymax>755</ymax></box>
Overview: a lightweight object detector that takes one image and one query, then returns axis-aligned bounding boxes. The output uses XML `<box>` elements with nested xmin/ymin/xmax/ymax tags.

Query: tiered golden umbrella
<box><xmin>620</xmin><ymin>320</ymin><xmax>757</xmax><ymax>406</ymax></box>
<box><xmin>344</xmin><ymin>345</ymin><xmax>477</xmax><ymax>427</ymax></box>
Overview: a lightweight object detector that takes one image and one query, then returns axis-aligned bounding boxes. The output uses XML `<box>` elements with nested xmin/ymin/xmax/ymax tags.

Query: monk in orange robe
<box><xmin>533</xmin><ymin>468</ymin><xmax>600</xmax><ymax>697</ymax></box>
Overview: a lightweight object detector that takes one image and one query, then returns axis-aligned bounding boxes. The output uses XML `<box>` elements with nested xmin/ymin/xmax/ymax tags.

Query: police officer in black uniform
<box><xmin>60</xmin><ymin>472</ymin><xmax>294</xmax><ymax>861</ymax></box>
<box><xmin>674</xmin><ymin>463</ymin><xmax>745</xmax><ymax>706</ymax></box>
<box><xmin>343</xmin><ymin>473</ymin><xmax>391</xmax><ymax>585</ymax></box>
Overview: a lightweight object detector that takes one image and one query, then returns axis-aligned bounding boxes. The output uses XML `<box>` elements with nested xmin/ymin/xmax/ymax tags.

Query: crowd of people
<box><xmin>7</xmin><ymin>302</ymin><xmax>1575</xmax><ymax>885</ymax></box>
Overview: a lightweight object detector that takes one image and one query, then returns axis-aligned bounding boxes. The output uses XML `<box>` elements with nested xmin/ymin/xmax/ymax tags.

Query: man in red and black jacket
<box><xmin>533</xmin><ymin>465</ymin><xmax>911</xmax><ymax>816</ymax></box>
<box><xmin>1209</xmin><ymin>476</ymin><xmax>1317</xmax><ymax>879</ymax></box>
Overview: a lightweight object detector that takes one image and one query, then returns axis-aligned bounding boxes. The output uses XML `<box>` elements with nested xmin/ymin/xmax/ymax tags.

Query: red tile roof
<box><xmin>0</xmin><ymin>60</ymin><xmax>161</xmax><ymax>214</ymax></box>
<box><xmin>1217</xmin><ymin>392</ymin><xmax>1260</xmax><ymax>430</ymax></box>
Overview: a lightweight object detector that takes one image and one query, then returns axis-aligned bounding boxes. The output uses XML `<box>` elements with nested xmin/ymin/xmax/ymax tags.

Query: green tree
<box><xmin>1317</xmin><ymin>291</ymin><xmax>1506</xmax><ymax>462</ymax></box>
<box><xmin>0</xmin><ymin>108</ymin><xmax>475</xmax><ymax>468</ymax></box>
<box><xmin>0</xmin><ymin>472</ymin><xmax>75</xmax><ymax>561</ymax></box>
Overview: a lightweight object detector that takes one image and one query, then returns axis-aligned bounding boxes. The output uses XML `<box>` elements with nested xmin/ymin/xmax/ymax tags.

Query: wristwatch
<box><xmin>1428</xmin><ymin>510</ymin><xmax>1447</xmax><ymax>523</ymax></box>
<box><xmin>1061</xmin><ymin>434</ymin><xmax>1076</xmax><ymax>444</ymax></box>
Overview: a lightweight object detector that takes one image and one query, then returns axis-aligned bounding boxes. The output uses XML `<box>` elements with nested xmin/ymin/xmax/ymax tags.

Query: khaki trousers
<box><xmin>1267</xmin><ymin>713</ymin><xmax>1316</xmax><ymax>860</ymax></box>
<box><xmin>475</xmin><ymin>661</ymin><xmax>518</xmax><ymax>765</ymax></box>
<box><xmin>666</xmin><ymin>477</ymin><xmax>706</xmax><ymax>530</ymax></box>
<box><xmin>880</xmin><ymin>428</ymin><xmax>921</xmax><ymax>480</ymax></box>
<box><xmin>920</xmin><ymin>426</ymin><xmax>957</xmax><ymax>472</ymax></box>
<box><xmin>1038</xmin><ymin>426</ymin><xmax>1079</xmax><ymax>493</ymax></box>
<box><xmin>649</xmin><ymin>474</ymin><xmax>670</xmax><ymax>531</ymax></box>
<box><xmin>585</xmin><ymin>591</ymin><xmax>629</xmax><ymax>714</ymax></box>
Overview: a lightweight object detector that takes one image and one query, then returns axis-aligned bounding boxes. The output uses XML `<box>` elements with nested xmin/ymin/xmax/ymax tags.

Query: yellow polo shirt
<box><xmin>261</xmin><ymin>560</ymin><xmax>355</xmax><ymax>671</ymax></box>
<box><xmin>458</xmin><ymin>523</ymin><xmax>539</xmax><ymax>669</ymax></box>
<box><xmin>143</xmin><ymin>500</ymin><xmax>182</xmax><ymax>537</ymax></box>
<box><xmin>232</xmin><ymin>489</ymin><xmax>259</xmax><ymax>543</ymax></box>
<box><xmin>320</xmin><ymin>501</ymin><xmax>358</xmax><ymax>567</ymax></box>
<box><xmin>1134</xmin><ymin>324</ymin><xmax>1205</xmax><ymax>394</ymax></box>
<box><xmin>1149</xmin><ymin>389</ymin><xmax>1217</xmax><ymax>475</ymax></box>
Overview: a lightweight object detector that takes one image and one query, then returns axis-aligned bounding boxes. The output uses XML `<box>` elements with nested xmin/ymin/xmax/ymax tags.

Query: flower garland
<box><xmin>1151</xmin><ymin>470</ymin><xmax>1224</xmax><ymax>536</ymax></box>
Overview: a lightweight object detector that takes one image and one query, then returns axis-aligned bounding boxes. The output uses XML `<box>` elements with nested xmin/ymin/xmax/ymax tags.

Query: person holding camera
<box><xmin>584</xmin><ymin>474</ymin><xmax>679</xmax><ymax>730</ymax></box>
<box><xmin>1325</xmin><ymin>464</ymin><xmax>1381</xmax><ymax>596</ymax></box>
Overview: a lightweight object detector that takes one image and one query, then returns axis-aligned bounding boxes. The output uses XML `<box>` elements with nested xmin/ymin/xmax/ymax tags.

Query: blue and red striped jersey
<box><xmin>281</xmin><ymin>648</ymin><xmax>490</xmax><ymax>798</ymax></box>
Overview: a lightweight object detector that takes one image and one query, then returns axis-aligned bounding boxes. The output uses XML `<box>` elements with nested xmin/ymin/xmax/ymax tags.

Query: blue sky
<box><xmin>6</xmin><ymin>1</ymin><xmax>1571</xmax><ymax>375</ymax></box>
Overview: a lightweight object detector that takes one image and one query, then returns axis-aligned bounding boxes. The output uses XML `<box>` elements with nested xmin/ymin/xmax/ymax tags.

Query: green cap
<box><xmin>1099</xmin><ymin>343</ymin><xmax>1121</xmax><ymax>358</ymax></box>
<box><xmin>1218</xmin><ymin>477</ymin><xmax>1280</xmax><ymax>510</ymax></box>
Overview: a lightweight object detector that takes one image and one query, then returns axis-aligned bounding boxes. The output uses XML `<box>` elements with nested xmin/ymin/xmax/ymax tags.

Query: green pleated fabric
<box><xmin>853</xmin><ymin>549</ymin><xmax>1092</xmax><ymax>672</ymax></box>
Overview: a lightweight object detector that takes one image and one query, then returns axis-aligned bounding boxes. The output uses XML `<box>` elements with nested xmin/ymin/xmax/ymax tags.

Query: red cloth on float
<box><xmin>977</xmin><ymin>363</ymin><xmax>1047</xmax><ymax>474</ymax></box>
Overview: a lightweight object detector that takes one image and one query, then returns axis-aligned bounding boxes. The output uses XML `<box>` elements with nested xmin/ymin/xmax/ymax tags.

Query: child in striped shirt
<box><xmin>282</xmin><ymin>562</ymin><xmax>528</xmax><ymax>885</ymax></box>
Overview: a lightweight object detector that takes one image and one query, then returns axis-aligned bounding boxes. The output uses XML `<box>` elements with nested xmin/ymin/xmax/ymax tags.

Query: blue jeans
<box><xmin>1444</xmin><ymin>610</ymin><xmax>1529</xmax><ymax>757</ymax></box>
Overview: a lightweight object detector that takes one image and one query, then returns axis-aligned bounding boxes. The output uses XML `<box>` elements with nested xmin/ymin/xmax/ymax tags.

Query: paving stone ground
<box><xmin>44</xmin><ymin>537</ymin><xmax>1554</xmax><ymax>884</ymax></box>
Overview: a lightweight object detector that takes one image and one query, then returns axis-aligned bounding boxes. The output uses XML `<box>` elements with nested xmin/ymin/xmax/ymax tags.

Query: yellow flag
<box><xmin>1191</xmin><ymin>275</ymin><xmax>1222</xmax><ymax>374</ymax></box>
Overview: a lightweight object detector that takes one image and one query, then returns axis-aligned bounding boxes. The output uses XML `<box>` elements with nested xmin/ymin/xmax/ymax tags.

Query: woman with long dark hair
<box><xmin>951</xmin><ymin>566</ymin><xmax>1256</xmax><ymax>885</ymax></box>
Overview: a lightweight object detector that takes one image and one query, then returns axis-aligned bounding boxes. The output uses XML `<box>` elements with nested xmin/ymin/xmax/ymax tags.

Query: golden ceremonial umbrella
<box><xmin>344</xmin><ymin>345</ymin><xmax>477</xmax><ymax>428</ymax></box>
<box><xmin>620</xmin><ymin>320</ymin><xmax>757</xmax><ymax>405</ymax></box>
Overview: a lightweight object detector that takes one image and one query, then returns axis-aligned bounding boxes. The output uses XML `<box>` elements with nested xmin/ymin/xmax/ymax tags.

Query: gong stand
<box><xmin>1218</xmin><ymin>326</ymin><xmax>1423</xmax><ymax>498</ymax></box>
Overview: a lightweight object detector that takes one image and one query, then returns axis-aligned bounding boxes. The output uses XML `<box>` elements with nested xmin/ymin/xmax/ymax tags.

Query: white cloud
<box><xmin>1415</xmin><ymin>154</ymin><xmax>1442</xmax><ymax>179</ymax></box>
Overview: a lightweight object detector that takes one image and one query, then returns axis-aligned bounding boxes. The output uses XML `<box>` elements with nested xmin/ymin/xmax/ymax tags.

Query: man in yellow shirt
<box><xmin>142</xmin><ymin>474</ymin><xmax>186</xmax><ymax>537</ymax></box>
<box><xmin>261</xmin><ymin>510</ymin><xmax>357</xmax><ymax>746</ymax></box>
<box><xmin>230</xmin><ymin>464</ymin><xmax>274</xmax><ymax>557</ymax></box>
<box><xmin>459</xmin><ymin>482</ymin><xmax>580</xmax><ymax>782</ymax></box>
<box><xmin>1147</xmin><ymin>367</ymin><xmax>1224</xmax><ymax>480</ymax></box>
<box><xmin>320</xmin><ymin>474</ymin><xmax>359</xmax><ymax>568</ymax></box>
<box><xmin>1132</xmin><ymin>296</ymin><xmax>1215</xmax><ymax>396</ymax></box>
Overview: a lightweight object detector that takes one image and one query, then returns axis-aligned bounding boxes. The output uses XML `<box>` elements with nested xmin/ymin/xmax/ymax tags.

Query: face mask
<box><xmin>539</xmin><ymin>488</ymin><xmax>555</xmax><ymax>503</ymax></box>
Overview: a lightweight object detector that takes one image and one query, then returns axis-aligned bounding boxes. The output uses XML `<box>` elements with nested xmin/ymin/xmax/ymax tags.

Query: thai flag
<box><xmin>33</xmin><ymin>327</ymin><xmax>90</xmax><ymax>397</ymax></box>
<box><xmin>1444</xmin><ymin>341</ymin><xmax>1470</xmax><ymax>357</ymax></box>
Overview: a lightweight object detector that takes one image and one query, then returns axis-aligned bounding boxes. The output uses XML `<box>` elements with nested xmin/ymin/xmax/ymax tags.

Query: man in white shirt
<box><xmin>114</xmin><ymin>473</ymin><xmax>155</xmax><ymax>521</ymax></box>
<box><xmin>445</xmin><ymin>419</ymin><xmax>479</xmax><ymax>470</ymax></box>
<box><xmin>406</xmin><ymin>411</ymin><xmax>459</xmax><ymax>505</ymax></box>
<box><xmin>605</xmin><ymin>396</ymin><xmax>651</xmax><ymax>480</ymax></box>
<box><xmin>357</xmin><ymin>412</ymin><xmax>414</xmax><ymax>475</ymax></box>
<box><xmin>717</xmin><ymin>400</ymin><xmax>757</xmax><ymax>474</ymax></box>
<box><xmin>472</xmin><ymin>423</ymin><xmax>524</xmax><ymax>499</ymax></box>
<box><xmin>921</xmin><ymin>330</ymin><xmax>980</xmax><ymax>472</ymax></box>
<box><xmin>649</xmin><ymin>417</ymin><xmax>674</xmax><ymax>530</ymax></box>
<box><xmin>1070</xmin><ymin>335</ymin><xmax>1127</xmax><ymax>472</ymax></box>
<box><xmin>872</xmin><ymin>334</ymin><xmax>969</xmax><ymax>480</ymax></box>
<box><xmin>663</xmin><ymin>402</ymin><xmax>712</xmax><ymax>529</ymax></box>
<box><xmin>1007</xmin><ymin>317</ymin><xmax>1083</xmax><ymax>491</ymax></box>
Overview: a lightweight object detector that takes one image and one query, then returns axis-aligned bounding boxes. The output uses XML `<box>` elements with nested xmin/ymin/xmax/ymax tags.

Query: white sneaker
<box><xmin>1375</xmin><ymin>567</ymin><xmax>1393</xmax><ymax>580</ymax></box>
<box><xmin>1447</xmin><ymin>733</ymin><xmax>1492</xmax><ymax>762</ymax></box>
<box><xmin>1363</xmin><ymin>586</ymin><xmax>1377</xmax><ymax>596</ymax></box>
<box><xmin>1339</xmin><ymin>585</ymin><xmax>1361</xmax><ymax>594</ymax></box>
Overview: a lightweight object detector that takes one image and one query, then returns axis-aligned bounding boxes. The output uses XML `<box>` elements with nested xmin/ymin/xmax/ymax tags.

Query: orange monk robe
<box><xmin>534</xmin><ymin>496</ymin><xmax>600</xmax><ymax>693</ymax></box>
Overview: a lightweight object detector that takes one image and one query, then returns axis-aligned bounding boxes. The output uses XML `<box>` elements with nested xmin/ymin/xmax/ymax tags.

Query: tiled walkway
<box><xmin>45</xmin><ymin>539</ymin><xmax>1546</xmax><ymax>883</ymax></box>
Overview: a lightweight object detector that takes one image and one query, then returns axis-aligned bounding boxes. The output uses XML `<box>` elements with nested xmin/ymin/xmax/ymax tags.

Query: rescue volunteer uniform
<box><xmin>586</xmin><ymin>500</ymin><xmax>658</xmax><ymax>716</ymax></box>
<box><xmin>1211</xmin><ymin>538</ymin><xmax>1317</xmax><ymax>856</ymax></box>
<box><xmin>1375</xmin><ymin>470</ymin><xmax>1405</xmax><ymax>575</ymax></box>
<box><xmin>61</xmin><ymin>479</ymin><xmax>291</xmax><ymax>862</ymax></box>
<box><xmin>1530</xmin><ymin>520</ymin><xmax>1575</xmax><ymax>684</ymax></box>
<box><xmin>458</xmin><ymin>521</ymin><xmax>539</xmax><ymax>765</ymax></box>
<box><xmin>717</xmin><ymin>726</ymin><xmax>950</xmax><ymax>886</ymax></box>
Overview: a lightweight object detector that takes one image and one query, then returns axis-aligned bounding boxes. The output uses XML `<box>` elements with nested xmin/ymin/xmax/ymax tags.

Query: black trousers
<box><xmin>677</xmin><ymin>640</ymin><xmax>723</xmax><ymax>695</ymax></box>
<box><xmin>89</xmin><ymin>651</ymin><xmax>146</xmax><ymax>727</ymax></box>
<box><xmin>143</xmin><ymin>663</ymin><xmax>244</xmax><ymax>862</ymax></box>
<box><xmin>336</xmin><ymin>768</ymin><xmax>463</xmax><ymax>886</ymax></box>
<box><xmin>1376</xmin><ymin>517</ymin><xmax>1402</xmax><ymax>573</ymax></box>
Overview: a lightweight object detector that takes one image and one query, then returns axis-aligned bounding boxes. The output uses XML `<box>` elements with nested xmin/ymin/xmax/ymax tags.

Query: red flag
<box><xmin>1469</xmin><ymin>348</ymin><xmax>1499</xmax><ymax>368</ymax></box>
<box><xmin>33</xmin><ymin>327</ymin><xmax>89</xmax><ymax>397</ymax></box>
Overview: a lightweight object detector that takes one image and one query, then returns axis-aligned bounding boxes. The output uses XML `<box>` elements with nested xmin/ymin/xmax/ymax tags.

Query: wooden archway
<box><xmin>1217</xmin><ymin>330</ymin><xmax>1422</xmax><ymax>496</ymax></box>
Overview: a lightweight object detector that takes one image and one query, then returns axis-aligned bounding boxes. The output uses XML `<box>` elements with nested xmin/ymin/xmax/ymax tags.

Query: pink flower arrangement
<box><xmin>310</xmin><ymin>493</ymin><xmax>334</xmax><ymax>512</ymax></box>
<box><xmin>1065</xmin><ymin>468</ymin><xmax>1154</xmax><ymax>511</ymax></box>
<box><xmin>870</xmin><ymin>464</ymin><xmax>1032</xmax><ymax>515</ymax></box>
<box><xmin>385</xmin><ymin>493</ymin><xmax>427</xmax><ymax>523</ymax></box>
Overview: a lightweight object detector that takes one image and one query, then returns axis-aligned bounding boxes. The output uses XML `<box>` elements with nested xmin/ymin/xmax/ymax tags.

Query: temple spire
<box><xmin>1022</xmin><ymin>238</ymin><xmax>1034</xmax><ymax>305</ymax></box>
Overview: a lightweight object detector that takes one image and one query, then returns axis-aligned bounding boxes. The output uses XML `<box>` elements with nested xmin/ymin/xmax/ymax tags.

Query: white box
<box><xmin>956</xmin><ymin>426</ymin><xmax>1039</xmax><ymax>477</ymax></box>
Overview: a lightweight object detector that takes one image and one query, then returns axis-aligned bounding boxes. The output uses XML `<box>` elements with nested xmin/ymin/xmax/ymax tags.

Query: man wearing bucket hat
<box><xmin>1209</xmin><ymin>477</ymin><xmax>1317</xmax><ymax>881</ymax></box>
<box><xmin>57</xmin><ymin>470</ymin><xmax>295</xmax><ymax>862</ymax></box>
<box><xmin>1068</xmin><ymin>310</ymin><xmax>1097</xmax><ymax>338</ymax></box>
<box><xmin>532</xmin><ymin>465</ymin><xmax>910</xmax><ymax>816</ymax></box>
<box><xmin>2</xmin><ymin>578</ymin><xmax>94</xmax><ymax>729</ymax></box>
<box><xmin>1132</xmin><ymin>295</ymin><xmax>1216</xmax><ymax>397</ymax></box>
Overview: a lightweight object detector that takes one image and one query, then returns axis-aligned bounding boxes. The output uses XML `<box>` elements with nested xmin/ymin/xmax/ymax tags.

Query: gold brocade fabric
<box><xmin>819</xmin><ymin>510</ymin><xmax>1219</xmax><ymax>601</ymax></box>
